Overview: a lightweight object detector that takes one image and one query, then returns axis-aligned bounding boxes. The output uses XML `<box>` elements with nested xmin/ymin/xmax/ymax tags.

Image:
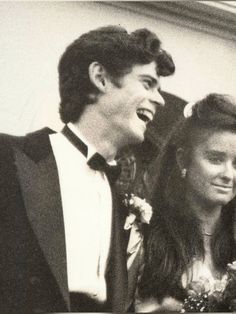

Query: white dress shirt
<box><xmin>49</xmin><ymin>123</ymin><xmax>113</xmax><ymax>302</ymax></box>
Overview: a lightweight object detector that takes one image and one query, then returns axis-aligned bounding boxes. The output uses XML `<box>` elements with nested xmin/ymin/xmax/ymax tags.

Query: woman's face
<box><xmin>185</xmin><ymin>128</ymin><xmax>236</xmax><ymax>209</ymax></box>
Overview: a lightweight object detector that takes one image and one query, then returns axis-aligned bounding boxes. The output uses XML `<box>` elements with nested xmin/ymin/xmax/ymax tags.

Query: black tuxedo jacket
<box><xmin>0</xmin><ymin>128</ymin><xmax>128</xmax><ymax>313</ymax></box>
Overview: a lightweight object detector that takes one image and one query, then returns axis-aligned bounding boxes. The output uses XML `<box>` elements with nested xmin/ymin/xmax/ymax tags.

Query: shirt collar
<box><xmin>67</xmin><ymin>122</ymin><xmax>96</xmax><ymax>160</ymax></box>
<box><xmin>67</xmin><ymin>123</ymin><xmax>117</xmax><ymax>165</ymax></box>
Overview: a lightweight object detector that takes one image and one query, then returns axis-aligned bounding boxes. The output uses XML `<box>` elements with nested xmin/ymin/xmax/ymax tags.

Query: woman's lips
<box><xmin>212</xmin><ymin>184</ymin><xmax>233</xmax><ymax>192</ymax></box>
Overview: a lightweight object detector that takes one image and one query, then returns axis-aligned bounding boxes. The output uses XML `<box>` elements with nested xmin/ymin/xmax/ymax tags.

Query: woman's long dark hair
<box><xmin>139</xmin><ymin>93</ymin><xmax>236</xmax><ymax>301</ymax></box>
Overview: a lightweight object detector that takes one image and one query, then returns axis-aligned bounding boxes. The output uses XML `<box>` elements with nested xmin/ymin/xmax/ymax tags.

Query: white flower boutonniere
<box><xmin>123</xmin><ymin>194</ymin><xmax>152</xmax><ymax>269</ymax></box>
<box><xmin>123</xmin><ymin>193</ymin><xmax>153</xmax><ymax>230</ymax></box>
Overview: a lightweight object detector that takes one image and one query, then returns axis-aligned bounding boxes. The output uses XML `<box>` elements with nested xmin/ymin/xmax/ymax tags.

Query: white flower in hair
<box><xmin>183</xmin><ymin>101</ymin><xmax>196</xmax><ymax>118</ymax></box>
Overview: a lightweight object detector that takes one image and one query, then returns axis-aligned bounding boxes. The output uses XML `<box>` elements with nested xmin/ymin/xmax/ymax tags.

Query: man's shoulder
<box><xmin>0</xmin><ymin>132</ymin><xmax>23</xmax><ymax>143</ymax></box>
<box><xmin>0</xmin><ymin>127</ymin><xmax>54</xmax><ymax>143</ymax></box>
<box><xmin>0</xmin><ymin>133</ymin><xmax>23</xmax><ymax>159</ymax></box>
<box><xmin>0</xmin><ymin>127</ymin><xmax>55</xmax><ymax>159</ymax></box>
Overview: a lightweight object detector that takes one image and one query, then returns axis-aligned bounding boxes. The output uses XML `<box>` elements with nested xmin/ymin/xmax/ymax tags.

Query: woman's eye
<box><xmin>208</xmin><ymin>156</ymin><xmax>223</xmax><ymax>164</ymax></box>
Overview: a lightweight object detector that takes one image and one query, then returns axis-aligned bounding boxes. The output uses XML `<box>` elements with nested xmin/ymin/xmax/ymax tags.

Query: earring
<box><xmin>181</xmin><ymin>168</ymin><xmax>187</xmax><ymax>178</ymax></box>
<box><xmin>88</xmin><ymin>93</ymin><xmax>97</xmax><ymax>103</ymax></box>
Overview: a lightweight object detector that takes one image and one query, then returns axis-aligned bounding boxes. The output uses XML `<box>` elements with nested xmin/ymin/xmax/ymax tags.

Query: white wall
<box><xmin>1</xmin><ymin>1</ymin><xmax>236</xmax><ymax>135</ymax></box>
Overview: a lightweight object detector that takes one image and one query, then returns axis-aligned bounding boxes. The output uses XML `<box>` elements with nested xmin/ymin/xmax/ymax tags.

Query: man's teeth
<box><xmin>137</xmin><ymin>109</ymin><xmax>153</xmax><ymax>122</ymax></box>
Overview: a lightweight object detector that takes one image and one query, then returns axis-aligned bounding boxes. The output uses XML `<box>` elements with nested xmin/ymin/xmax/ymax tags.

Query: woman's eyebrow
<box><xmin>205</xmin><ymin>150</ymin><xmax>225</xmax><ymax>156</ymax></box>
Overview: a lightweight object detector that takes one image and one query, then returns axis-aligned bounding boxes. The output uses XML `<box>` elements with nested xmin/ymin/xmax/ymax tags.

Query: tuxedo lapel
<box><xmin>14</xmin><ymin>128</ymin><xmax>70</xmax><ymax>309</ymax></box>
<box><xmin>13</xmin><ymin>128</ymin><xmax>129</xmax><ymax>312</ymax></box>
<box><xmin>106</xmin><ymin>188</ymin><xmax>128</xmax><ymax>312</ymax></box>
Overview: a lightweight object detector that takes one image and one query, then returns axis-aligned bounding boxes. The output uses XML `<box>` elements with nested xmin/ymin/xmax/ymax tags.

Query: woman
<box><xmin>136</xmin><ymin>93</ymin><xmax>236</xmax><ymax>312</ymax></box>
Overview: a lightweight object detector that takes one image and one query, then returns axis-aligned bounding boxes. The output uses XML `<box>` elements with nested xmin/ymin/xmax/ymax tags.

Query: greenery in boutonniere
<box><xmin>181</xmin><ymin>262</ymin><xmax>236</xmax><ymax>312</ymax></box>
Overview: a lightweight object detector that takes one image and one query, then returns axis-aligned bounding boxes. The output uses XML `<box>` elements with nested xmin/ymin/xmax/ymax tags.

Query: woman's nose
<box><xmin>221</xmin><ymin>162</ymin><xmax>234</xmax><ymax>181</ymax></box>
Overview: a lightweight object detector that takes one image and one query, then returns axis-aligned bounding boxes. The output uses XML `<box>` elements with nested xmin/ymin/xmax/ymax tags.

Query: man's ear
<box><xmin>176</xmin><ymin>147</ymin><xmax>186</xmax><ymax>171</ymax></box>
<box><xmin>88</xmin><ymin>62</ymin><xmax>107</xmax><ymax>93</ymax></box>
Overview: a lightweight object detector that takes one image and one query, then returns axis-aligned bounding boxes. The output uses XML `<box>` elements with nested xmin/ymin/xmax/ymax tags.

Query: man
<box><xmin>0</xmin><ymin>25</ymin><xmax>175</xmax><ymax>312</ymax></box>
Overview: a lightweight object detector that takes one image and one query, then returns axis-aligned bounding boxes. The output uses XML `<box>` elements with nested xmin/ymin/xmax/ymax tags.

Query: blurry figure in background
<box><xmin>118</xmin><ymin>91</ymin><xmax>186</xmax><ymax>311</ymax></box>
<box><xmin>136</xmin><ymin>94</ymin><xmax>236</xmax><ymax>312</ymax></box>
<box><xmin>0</xmin><ymin>25</ymin><xmax>175</xmax><ymax>312</ymax></box>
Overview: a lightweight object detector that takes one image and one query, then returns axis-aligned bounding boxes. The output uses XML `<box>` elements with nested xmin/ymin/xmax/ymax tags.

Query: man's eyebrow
<box><xmin>139</xmin><ymin>75</ymin><xmax>159</xmax><ymax>88</ymax></box>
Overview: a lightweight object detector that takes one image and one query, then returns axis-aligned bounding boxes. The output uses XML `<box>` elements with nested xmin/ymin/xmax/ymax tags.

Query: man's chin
<box><xmin>131</xmin><ymin>132</ymin><xmax>145</xmax><ymax>145</ymax></box>
<box><xmin>119</xmin><ymin>129</ymin><xmax>145</xmax><ymax>147</ymax></box>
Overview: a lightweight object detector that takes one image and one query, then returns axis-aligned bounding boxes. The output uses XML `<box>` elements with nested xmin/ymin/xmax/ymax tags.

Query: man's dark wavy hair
<box><xmin>139</xmin><ymin>93</ymin><xmax>236</xmax><ymax>302</ymax></box>
<box><xmin>58</xmin><ymin>25</ymin><xmax>175</xmax><ymax>123</ymax></box>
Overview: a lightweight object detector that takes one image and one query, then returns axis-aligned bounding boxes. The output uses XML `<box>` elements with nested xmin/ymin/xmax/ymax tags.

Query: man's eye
<box><xmin>143</xmin><ymin>80</ymin><xmax>152</xmax><ymax>89</ymax></box>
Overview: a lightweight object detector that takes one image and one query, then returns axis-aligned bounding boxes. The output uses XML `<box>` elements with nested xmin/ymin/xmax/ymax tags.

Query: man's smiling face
<box><xmin>101</xmin><ymin>61</ymin><xmax>165</xmax><ymax>146</ymax></box>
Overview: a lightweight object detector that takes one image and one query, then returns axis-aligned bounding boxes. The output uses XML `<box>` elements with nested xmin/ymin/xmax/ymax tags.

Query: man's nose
<box><xmin>149</xmin><ymin>89</ymin><xmax>165</xmax><ymax>107</ymax></box>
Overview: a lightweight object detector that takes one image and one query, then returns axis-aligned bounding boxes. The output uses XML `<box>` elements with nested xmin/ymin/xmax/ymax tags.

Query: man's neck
<box><xmin>70</xmin><ymin>119</ymin><xmax>118</xmax><ymax>162</ymax></box>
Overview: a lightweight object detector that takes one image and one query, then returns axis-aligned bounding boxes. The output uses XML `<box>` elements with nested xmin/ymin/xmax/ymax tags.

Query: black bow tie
<box><xmin>62</xmin><ymin>125</ymin><xmax>121</xmax><ymax>184</ymax></box>
<box><xmin>88</xmin><ymin>152</ymin><xmax>121</xmax><ymax>184</ymax></box>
